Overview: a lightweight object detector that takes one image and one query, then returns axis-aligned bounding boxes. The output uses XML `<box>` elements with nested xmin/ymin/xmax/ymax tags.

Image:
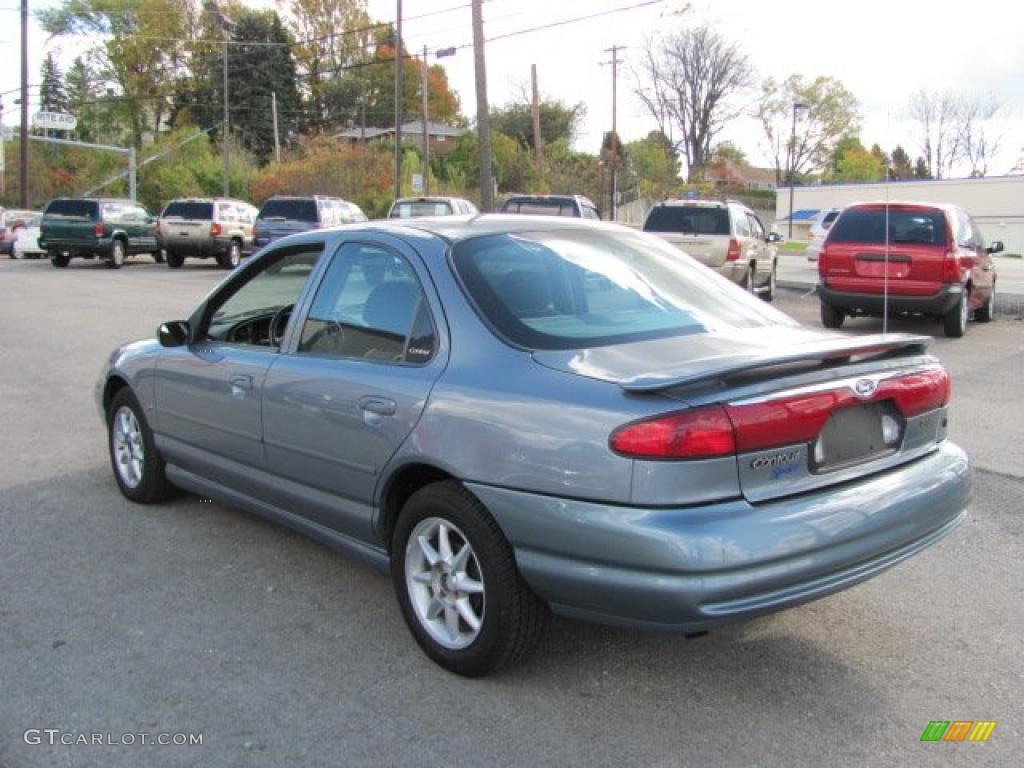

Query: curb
<box><xmin>777</xmin><ymin>281</ymin><xmax>1024</xmax><ymax>318</ymax></box>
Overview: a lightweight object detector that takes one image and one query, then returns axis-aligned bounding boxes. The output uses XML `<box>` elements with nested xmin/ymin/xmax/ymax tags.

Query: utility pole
<box><xmin>222</xmin><ymin>37</ymin><xmax>230</xmax><ymax>196</ymax></box>
<box><xmin>393</xmin><ymin>0</ymin><xmax>403</xmax><ymax>201</ymax></box>
<box><xmin>601</xmin><ymin>45</ymin><xmax>625</xmax><ymax>222</ymax></box>
<box><xmin>1</xmin><ymin>97</ymin><xmax>6</xmax><ymax>199</ymax></box>
<box><xmin>19</xmin><ymin>0</ymin><xmax>29</xmax><ymax>207</ymax></box>
<box><xmin>271</xmin><ymin>91</ymin><xmax>281</xmax><ymax>164</ymax></box>
<box><xmin>421</xmin><ymin>44</ymin><xmax>430</xmax><ymax>196</ymax></box>
<box><xmin>530</xmin><ymin>64</ymin><xmax>543</xmax><ymax>167</ymax></box>
<box><xmin>472</xmin><ymin>0</ymin><xmax>493</xmax><ymax>211</ymax></box>
<box><xmin>787</xmin><ymin>101</ymin><xmax>807</xmax><ymax>239</ymax></box>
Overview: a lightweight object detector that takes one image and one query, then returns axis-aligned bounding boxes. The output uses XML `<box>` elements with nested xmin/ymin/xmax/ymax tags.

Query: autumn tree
<box><xmin>758</xmin><ymin>74</ymin><xmax>860</xmax><ymax>183</ymax></box>
<box><xmin>40</xmin><ymin>0</ymin><xmax>192</xmax><ymax>149</ymax></box>
<box><xmin>636</xmin><ymin>24</ymin><xmax>753</xmax><ymax>181</ymax></box>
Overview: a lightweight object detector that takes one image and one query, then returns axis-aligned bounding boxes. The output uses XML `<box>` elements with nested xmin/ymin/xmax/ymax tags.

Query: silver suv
<box><xmin>158</xmin><ymin>198</ymin><xmax>258</xmax><ymax>270</ymax></box>
<box><xmin>643</xmin><ymin>198</ymin><xmax>781</xmax><ymax>300</ymax></box>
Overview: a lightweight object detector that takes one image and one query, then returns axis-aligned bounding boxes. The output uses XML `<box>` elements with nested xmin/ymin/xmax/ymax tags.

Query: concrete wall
<box><xmin>776</xmin><ymin>175</ymin><xmax>1024</xmax><ymax>253</ymax></box>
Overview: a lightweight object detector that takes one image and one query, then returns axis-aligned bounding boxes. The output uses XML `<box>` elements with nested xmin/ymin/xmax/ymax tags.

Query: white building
<box><xmin>776</xmin><ymin>175</ymin><xmax>1024</xmax><ymax>253</ymax></box>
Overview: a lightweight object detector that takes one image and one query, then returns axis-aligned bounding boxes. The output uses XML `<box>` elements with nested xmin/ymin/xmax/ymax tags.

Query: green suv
<box><xmin>39</xmin><ymin>198</ymin><xmax>161</xmax><ymax>269</ymax></box>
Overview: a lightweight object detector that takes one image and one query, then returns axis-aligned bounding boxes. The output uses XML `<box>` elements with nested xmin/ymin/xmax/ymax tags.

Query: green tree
<box><xmin>890</xmin><ymin>145</ymin><xmax>913</xmax><ymax>178</ymax></box>
<box><xmin>623</xmin><ymin>130</ymin><xmax>681</xmax><ymax>201</ymax></box>
<box><xmin>914</xmin><ymin>156</ymin><xmax>931</xmax><ymax>179</ymax></box>
<box><xmin>40</xmin><ymin>0</ymin><xmax>192</xmax><ymax>150</ymax></box>
<box><xmin>39</xmin><ymin>53</ymin><xmax>68</xmax><ymax>114</ymax></box>
<box><xmin>491</xmin><ymin>98</ymin><xmax>585</xmax><ymax>151</ymax></box>
<box><xmin>758</xmin><ymin>74</ymin><xmax>860</xmax><ymax>183</ymax></box>
<box><xmin>708</xmin><ymin>141</ymin><xmax>747</xmax><ymax>165</ymax></box>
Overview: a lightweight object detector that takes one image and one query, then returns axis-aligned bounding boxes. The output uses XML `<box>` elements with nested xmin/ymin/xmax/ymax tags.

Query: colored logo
<box><xmin>920</xmin><ymin>721</ymin><xmax>996</xmax><ymax>742</ymax></box>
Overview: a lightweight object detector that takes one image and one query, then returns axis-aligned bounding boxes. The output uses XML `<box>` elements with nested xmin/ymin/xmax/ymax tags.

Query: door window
<box><xmin>746</xmin><ymin>213</ymin><xmax>765</xmax><ymax>239</ymax></box>
<box><xmin>203</xmin><ymin>247</ymin><xmax>323</xmax><ymax>347</ymax></box>
<box><xmin>298</xmin><ymin>243</ymin><xmax>436</xmax><ymax>364</ymax></box>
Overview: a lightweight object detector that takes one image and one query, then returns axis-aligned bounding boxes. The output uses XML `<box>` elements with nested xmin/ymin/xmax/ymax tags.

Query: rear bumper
<box><xmin>468</xmin><ymin>441</ymin><xmax>970</xmax><ymax>631</ymax></box>
<box><xmin>37</xmin><ymin>237</ymin><xmax>111</xmax><ymax>257</ymax></box>
<box><xmin>160</xmin><ymin>237</ymin><xmax>230</xmax><ymax>258</ymax></box>
<box><xmin>818</xmin><ymin>282</ymin><xmax>962</xmax><ymax>315</ymax></box>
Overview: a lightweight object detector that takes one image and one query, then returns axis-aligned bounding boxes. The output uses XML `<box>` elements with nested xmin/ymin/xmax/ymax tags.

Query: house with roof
<box><xmin>704</xmin><ymin>160</ymin><xmax>779</xmax><ymax>191</ymax></box>
<box><xmin>334</xmin><ymin>120</ymin><xmax>467</xmax><ymax>157</ymax></box>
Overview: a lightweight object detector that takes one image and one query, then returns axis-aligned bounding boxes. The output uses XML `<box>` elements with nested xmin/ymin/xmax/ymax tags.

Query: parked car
<box><xmin>39</xmin><ymin>198</ymin><xmax>161</xmax><ymax>269</ymax></box>
<box><xmin>500</xmin><ymin>194</ymin><xmax>601</xmax><ymax>219</ymax></box>
<box><xmin>1</xmin><ymin>208</ymin><xmax>39</xmax><ymax>257</ymax></box>
<box><xmin>158</xmin><ymin>197</ymin><xmax>258</xmax><ymax>270</ymax></box>
<box><xmin>253</xmin><ymin>195</ymin><xmax>366</xmax><ymax>248</ymax></box>
<box><xmin>808</xmin><ymin>208</ymin><xmax>841</xmax><ymax>240</ymax></box>
<box><xmin>643</xmin><ymin>198</ymin><xmax>782</xmax><ymax>300</ymax></box>
<box><xmin>388</xmin><ymin>196</ymin><xmax>479</xmax><ymax>219</ymax></box>
<box><xmin>817</xmin><ymin>201</ymin><xmax>999</xmax><ymax>337</ymax></box>
<box><xmin>98</xmin><ymin>216</ymin><xmax>969</xmax><ymax>676</ymax></box>
<box><xmin>11</xmin><ymin>214</ymin><xmax>45</xmax><ymax>259</ymax></box>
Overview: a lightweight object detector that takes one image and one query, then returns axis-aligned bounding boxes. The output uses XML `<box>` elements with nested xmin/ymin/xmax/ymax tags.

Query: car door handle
<box><xmin>358</xmin><ymin>396</ymin><xmax>397</xmax><ymax>417</ymax></box>
<box><xmin>230</xmin><ymin>374</ymin><xmax>253</xmax><ymax>397</ymax></box>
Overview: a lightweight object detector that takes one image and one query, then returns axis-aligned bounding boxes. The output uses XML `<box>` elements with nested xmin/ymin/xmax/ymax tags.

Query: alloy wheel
<box><xmin>112</xmin><ymin>406</ymin><xmax>145</xmax><ymax>489</ymax></box>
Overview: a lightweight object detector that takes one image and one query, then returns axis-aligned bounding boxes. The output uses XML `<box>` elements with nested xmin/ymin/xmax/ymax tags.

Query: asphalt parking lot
<box><xmin>1</xmin><ymin>255</ymin><xmax>1021</xmax><ymax>768</ymax></box>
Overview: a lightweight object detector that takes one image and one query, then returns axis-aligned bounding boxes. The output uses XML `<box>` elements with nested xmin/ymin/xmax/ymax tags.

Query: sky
<box><xmin>3</xmin><ymin>0</ymin><xmax>1024</xmax><ymax>174</ymax></box>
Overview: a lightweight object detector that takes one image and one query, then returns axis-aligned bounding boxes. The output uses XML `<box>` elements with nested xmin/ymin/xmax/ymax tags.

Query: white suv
<box><xmin>643</xmin><ymin>198</ymin><xmax>781</xmax><ymax>300</ymax></box>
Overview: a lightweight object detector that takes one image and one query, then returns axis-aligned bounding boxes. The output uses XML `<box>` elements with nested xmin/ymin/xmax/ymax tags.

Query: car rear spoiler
<box><xmin>619</xmin><ymin>333</ymin><xmax>932</xmax><ymax>392</ymax></box>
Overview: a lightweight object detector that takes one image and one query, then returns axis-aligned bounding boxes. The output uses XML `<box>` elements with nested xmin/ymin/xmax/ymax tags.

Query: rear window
<box><xmin>162</xmin><ymin>201</ymin><xmax>214</xmax><ymax>220</ymax></box>
<box><xmin>823</xmin><ymin>210</ymin><xmax>840</xmax><ymax>227</ymax></box>
<box><xmin>502</xmin><ymin>199</ymin><xmax>578</xmax><ymax>217</ymax></box>
<box><xmin>258</xmin><ymin>198</ymin><xmax>319</xmax><ymax>223</ymax></box>
<box><xmin>643</xmin><ymin>205</ymin><xmax>730</xmax><ymax>235</ymax></box>
<box><xmin>44</xmin><ymin>199</ymin><xmax>99</xmax><ymax>219</ymax></box>
<box><xmin>451</xmin><ymin>229</ymin><xmax>792</xmax><ymax>351</ymax></box>
<box><xmin>829</xmin><ymin>208</ymin><xmax>949</xmax><ymax>246</ymax></box>
<box><xmin>390</xmin><ymin>200</ymin><xmax>455</xmax><ymax>218</ymax></box>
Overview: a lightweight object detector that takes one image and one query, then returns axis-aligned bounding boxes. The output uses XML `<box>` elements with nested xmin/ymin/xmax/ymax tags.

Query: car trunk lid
<box><xmin>534</xmin><ymin>327</ymin><xmax>947</xmax><ymax>502</ymax></box>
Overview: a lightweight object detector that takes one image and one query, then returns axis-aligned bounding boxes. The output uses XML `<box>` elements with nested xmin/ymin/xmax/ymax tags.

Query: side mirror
<box><xmin>987</xmin><ymin>240</ymin><xmax>1004</xmax><ymax>254</ymax></box>
<box><xmin>158</xmin><ymin>320</ymin><xmax>190</xmax><ymax>347</ymax></box>
<box><xmin>766</xmin><ymin>232</ymin><xmax>782</xmax><ymax>243</ymax></box>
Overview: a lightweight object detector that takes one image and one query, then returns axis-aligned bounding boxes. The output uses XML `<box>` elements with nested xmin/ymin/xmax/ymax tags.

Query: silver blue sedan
<box><xmin>97</xmin><ymin>216</ymin><xmax>970</xmax><ymax>676</ymax></box>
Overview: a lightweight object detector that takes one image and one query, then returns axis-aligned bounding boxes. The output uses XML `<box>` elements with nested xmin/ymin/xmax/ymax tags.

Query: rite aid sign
<box><xmin>33</xmin><ymin>111</ymin><xmax>77</xmax><ymax>131</ymax></box>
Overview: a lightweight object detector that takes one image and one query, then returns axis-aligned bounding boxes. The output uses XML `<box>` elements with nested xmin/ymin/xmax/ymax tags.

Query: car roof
<box><xmin>654</xmin><ymin>198</ymin><xmax>743</xmax><ymax>209</ymax></box>
<box><xmin>844</xmin><ymin>200</ymin><xmax>960</xmax><ymax>214</ymax></box>
<box><xmin>503</xmin><ymin>194</ymin><xmax>596</xmax><ymax>206</ymax></box>
<box><xmin>357</xmin><ymin>213</ymin><xmax>633</xmax><ymax>244</ymax></box>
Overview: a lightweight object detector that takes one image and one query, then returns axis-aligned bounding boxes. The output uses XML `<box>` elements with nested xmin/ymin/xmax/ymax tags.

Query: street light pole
<box><xmin>19</xmin><ymin>0</ymin><xmax>29</xmax><ymax>207</ymax></box>
<box><xmin>394</xmin><ymin>0</ymin><xmax>403</xmax><ymax>202</ymax></box>
<box><xmin>786</xmin><ymin>101</ymin><xmax>807</xmax><ymax>239</ymax></box>
<box><xmin>421</xmin><ymin>44</ymin><xmax>429</xmax><ymax>196</ymax></box>
<box><xmin>222</xmin><ymin>36</ymin><xmax>229</xmax><ymax>197</ymax></box>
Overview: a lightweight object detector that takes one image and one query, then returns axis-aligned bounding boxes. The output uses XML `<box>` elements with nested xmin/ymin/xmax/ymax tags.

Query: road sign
<box><xmin>411</xmin><ymin>173</ymin><xmax>424</xmax><ymax>194</ymax></box>
<box><xmin>32</xmin><ymin>111</ymin><xmax>77</xmax><ymax>131</ymax></box>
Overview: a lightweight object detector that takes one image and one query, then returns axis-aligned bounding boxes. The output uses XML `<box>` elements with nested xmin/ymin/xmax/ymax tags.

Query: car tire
<box><xmin>49</xmin><ymin>251</ymin><xmax>70</xmax><ymax>268</ymax></box>
<box><xmin>218</xmin><ymin>240</ymin><xmax>241</xmax><ymax>270</ymax></box>
<box><xmin>820</xmin><ymin>301</ymin><xmax>845</xmax><ymax>329</ymax></box>
<box><xmin>761</xmin><ymin>261</ymin><xmax>777</xmax><ymax>302</ymax></box>
<box><xmin>152</xmin><ymin>250</ymin><xmax>165</xmax><ymax>264</ymax></box>
<box><xmin>974</xmin><ymin>284</ymin><xmax>995</xmax><ymax>323</ymax></box>
<box><xmin>166</xmin><ymin>251</ymin><xmax>184</xmax><ymax>269</ymax></box>
<box><xmin>107</xmin><ymin>239</ymin><xmax>126</xmax><ymax>269</ymax></box>
<box><xmin>107</xmin><ymin>388</ymin><xmax>175</xmax><ymax>503</ymax></box>
<box><xmin>391</xmin><ymin>480</ymin><xmax>548</xmax><ymax>677</ymax></box>
<box><xmin>943</xmin><ymin>291</ymin><xmax>968</xmax><ymax>338</ymax></box>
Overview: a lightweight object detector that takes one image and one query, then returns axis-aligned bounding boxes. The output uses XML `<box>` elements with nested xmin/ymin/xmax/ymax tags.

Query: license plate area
<box><xmin>811</xmin><ymin>401</ymin><xmax>902</xmax><ymax>473</ymax></box>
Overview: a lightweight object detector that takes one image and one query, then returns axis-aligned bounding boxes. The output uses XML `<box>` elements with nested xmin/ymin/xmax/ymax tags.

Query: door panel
<box><xmin>262</xmin><ymin>240</ymin><xmax>447</xmax><ymax>541</ymax></box>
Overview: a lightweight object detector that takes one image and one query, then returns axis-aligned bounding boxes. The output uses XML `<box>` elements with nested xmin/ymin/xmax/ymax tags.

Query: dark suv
<box><xmin>253</xmin><ymin>196</ymin><xmax>366</xmax><ymax>248</ymax></box>
<box><xmin>39</xmin><ymin>198</ymin><xmax>160</xmax><ymax>269</ymax></box>
<box><xmin>817</xmin><ymin>202</ymin><xmax>1000</xmax><ymax>337</ymax></box>
<box><xmin>500</xmin><ymin>194</ymin><xmax>601</xmax><ymax>219</ymax></box>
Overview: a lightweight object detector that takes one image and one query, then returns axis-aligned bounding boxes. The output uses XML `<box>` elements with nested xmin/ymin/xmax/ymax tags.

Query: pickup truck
<box><xmin>39</xmin><ymin>198</ymin><xmax>162</xmax><ymax>269</ymax></box>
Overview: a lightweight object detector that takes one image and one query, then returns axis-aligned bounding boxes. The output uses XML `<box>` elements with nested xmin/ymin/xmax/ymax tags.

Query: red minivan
<box><xmin>817</xmin><ymin>202</ymin><xmax>1000</xmax><ymax>337</ymax></box>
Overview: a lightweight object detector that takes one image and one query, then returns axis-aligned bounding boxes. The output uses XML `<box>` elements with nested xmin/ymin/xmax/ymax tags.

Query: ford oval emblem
<box><xmin>854</xmin><ymin>378</ymin><xmax>877</xmax><ymax>398</ymax></box>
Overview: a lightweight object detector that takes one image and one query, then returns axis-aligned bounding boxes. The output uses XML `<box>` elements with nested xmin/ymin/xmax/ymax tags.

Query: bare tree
<box><xmin>908</xmin><ymin>89</ymin><xmax>961</xmax><ymax>179</ymax></box>
<box><xmin>757</xmin><ymin>75</ymin><xmax>860</xmax><ymax>183</ymax></box>
<box><xmin>958</xmin><ymin>96</ymin><xmax>1003</xmax><ymax>177</ymax></box>
<box><xmin>635</xmin><ymin>25</ymin><xmax>752</xmax><ymax>181</ymax></box>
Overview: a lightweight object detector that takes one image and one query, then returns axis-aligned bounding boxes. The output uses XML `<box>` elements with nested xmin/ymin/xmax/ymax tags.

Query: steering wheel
<box><xmin>268</xmin><ymin>304</ymin><xmax>294</xmax><ymax>347</ymax></box>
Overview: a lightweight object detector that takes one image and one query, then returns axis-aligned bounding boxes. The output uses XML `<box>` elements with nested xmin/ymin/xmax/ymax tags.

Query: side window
<box><xmin>747</xmin><ymin>213</ymin><xmax>765</xmax><ymax>239</ymax></box>
<box><xmin>204</xmin><ymin>247</ymin><xmax>323</xmax><ymax>346</ymax></box>
<box><xmin>967</xmin><ymin>215</ymin><xmax>985</xmax><ymax>249</ymax></box>
<box><xmin>581</xmin><ymin>206</ymin><xmax>600</xmax><ymax>220</ymax></box>
<box><xmin>733</xmin><ymin>209</ymin><xmax>751</xmax><ymax>237</ymax></box>
<box><xmin>298</xmin><ymin>243</ymin><xmax>436</xmax><ymax>364</ymax></box>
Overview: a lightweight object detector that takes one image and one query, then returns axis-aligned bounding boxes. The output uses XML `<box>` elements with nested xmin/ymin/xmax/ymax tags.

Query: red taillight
<box><xmin>93</xmin><ymin>223</ymin><xmax>104</xmax><ymax>237</ymax></box>
<box><xmin>610</xmin><ymin>405</ymin><xmax>736</xmax><ymax>459</ymax></box>
<box><xmin>210</xmin><ymin>222</ymin><xmax>222</xmax><ymax>236</ymax></box>
<box><xmin>818</xmin><ymin>247</ymin><xmax>828</xmax><ymax>278</ymax></box>
<box><xmin>941</xmin><ymin>250</ymin><xmax>960</xmax><ymax>283</ymax></box>
<box><xmin>610</xmin><ymin>368</ymin><xmax>951</xmax><ymax>460</ymax></box>
<box><xmin>726</xmin><ymin>238</ymin><xmax>741</xmax><ymax>261</ymax></box>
